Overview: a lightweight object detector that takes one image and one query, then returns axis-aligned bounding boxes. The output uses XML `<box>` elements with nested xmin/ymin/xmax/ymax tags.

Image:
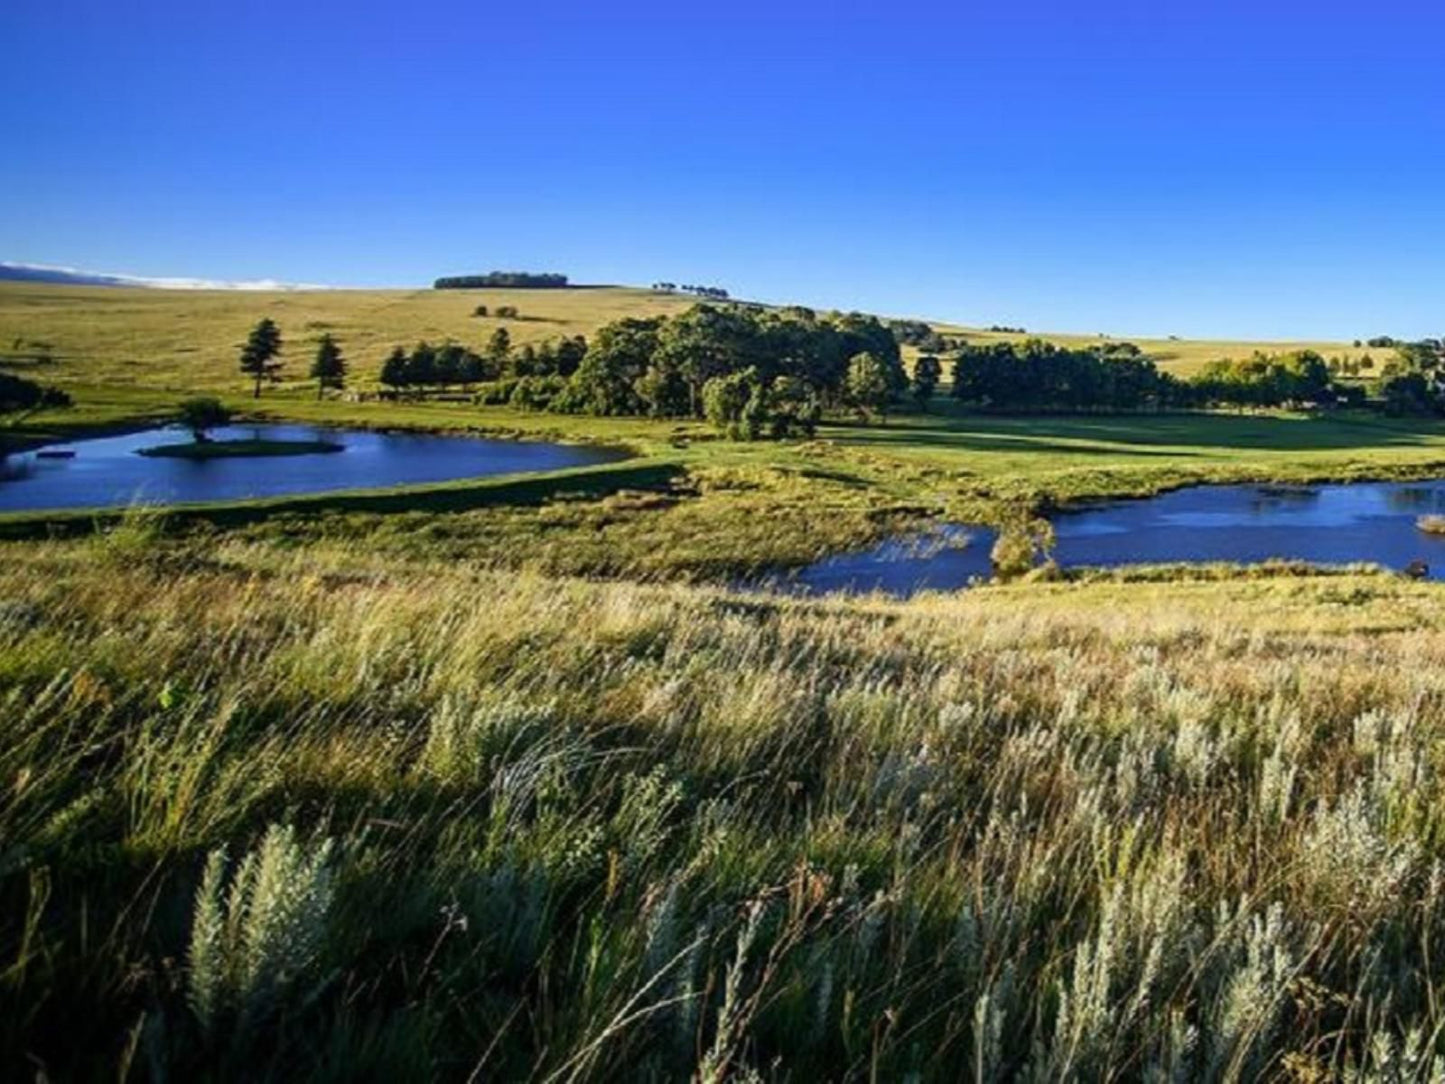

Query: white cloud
<box><xmin>0</xmin><ymin>261</ymin><xmax>336</xmax><ymax>291</ymax></box>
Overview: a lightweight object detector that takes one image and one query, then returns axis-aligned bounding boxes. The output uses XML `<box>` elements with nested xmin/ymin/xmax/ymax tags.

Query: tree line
<box><xmin>651</xmin><ymin>282</ymin><xmax>731</xmax><ymax>300</ymax></box>
<box><xmin>550</xmin><ymin>304</ymin><xmax>906</xmax><ymax>430</ymax></box>
<box><xmin>433</xmin><ymin>272</ymin><xmax>569</xmax><ymax>289</ymax></box>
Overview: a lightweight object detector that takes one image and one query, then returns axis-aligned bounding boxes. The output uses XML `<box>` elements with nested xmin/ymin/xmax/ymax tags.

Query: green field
<box><xmin>5</xmin><ymin>282</ymin><xmax>1445</xmax><ymax>1080</ymax></box>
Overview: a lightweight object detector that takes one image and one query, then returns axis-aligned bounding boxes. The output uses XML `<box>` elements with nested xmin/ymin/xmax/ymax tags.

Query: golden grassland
<box><xmin>0</xmin><ymin>282</ymin><xmax>1372</xmax><ymax>395</ymax></box>
<box><xmin>4</xmin><ymin>531</ymin><xmax>1445</xmax><ymax>1079</ymax></box>
<box><xmin>5</xmin><ymin>282</ymin><xmax>1445</xmax><ymax>1078</ymax></box>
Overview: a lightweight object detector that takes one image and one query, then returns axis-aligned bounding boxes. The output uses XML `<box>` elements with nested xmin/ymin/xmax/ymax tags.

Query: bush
<box><xmin>990</xmin><ymin>517</ymin><xmax>1056</xmax><ymax>579</ymax></box>
<box><xmin>176</xmin><ymin>396</ymin><xmax>232</xmax><ymax>441</ymax></box>
<box><xmin>509</xmin><ymin>375</ymin><xmax>566</xmax><ymax>411</ymax></box>
<box><xmin>0</xmin><ymin>370</ymin><xmax>70</xmax><ymax>413</ymax></box>
<box><xmin>475</xmin><ymin>378</ymin><xmax>520</xmax><ymax>406</ymax></box>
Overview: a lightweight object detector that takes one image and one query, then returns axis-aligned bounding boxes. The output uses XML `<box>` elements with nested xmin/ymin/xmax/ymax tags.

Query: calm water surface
<box><xmin>0</xmin><ymin>424</ymin><xmax>628</xmax><ymax>511</ymax></box>
<box><xmin>786</xmin><ymin>480</ymin><xmax>1445</xmax><ymax>596</ymax></box>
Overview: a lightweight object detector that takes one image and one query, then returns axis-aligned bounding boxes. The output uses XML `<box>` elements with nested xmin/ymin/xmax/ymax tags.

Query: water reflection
<box><xmin>0</xmin><ymin>424</ymin><xmax>628</xmax><ymax>511</ymax></box>
<box><xmin>782</xmin><ymin>479</ymin><xmax>1445</xmax><ymax>597</ymax></box>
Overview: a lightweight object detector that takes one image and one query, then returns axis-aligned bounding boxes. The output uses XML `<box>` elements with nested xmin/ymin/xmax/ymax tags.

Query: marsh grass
<box><xmin>4</xmin><ymin>536</ymin><xmax>1445</xmax><ymax>1078</ymax></box>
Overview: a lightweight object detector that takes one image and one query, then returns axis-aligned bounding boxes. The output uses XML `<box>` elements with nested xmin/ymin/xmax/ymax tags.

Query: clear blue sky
<box><xmin>2</xmin><ymin>1</ymin><xmax>1442</xmax><ymax>339</ymax></box>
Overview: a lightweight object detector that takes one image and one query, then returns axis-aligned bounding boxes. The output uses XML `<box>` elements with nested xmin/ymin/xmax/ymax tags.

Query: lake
<box><xmin>0</xmin><ymin>424</ymin><xmax>629</xmax><ymax>512</ymax></box>
<box><xmin>782</xmin><ymin>479</ymin><xmax>1445</xmax><ymax>596</ymax></box>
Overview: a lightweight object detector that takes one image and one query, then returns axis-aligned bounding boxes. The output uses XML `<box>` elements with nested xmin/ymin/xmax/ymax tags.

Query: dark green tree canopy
<box><xmin>309</xmin><ymin>334</ymin><xmax>347</xmax><ymax>399</ymax></box>
<box><xmin>239</xmin><ymin>318</ymin><xmax>283</xmax><ymax>398</ymax></box>
<box><xmin>176</xmin><ymin>396</ymin><xmax>231</xmax><ymax>441</ymax></box>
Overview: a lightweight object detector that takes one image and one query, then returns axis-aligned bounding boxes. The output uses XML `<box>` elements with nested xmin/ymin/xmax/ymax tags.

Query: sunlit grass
<box><xmin>4</xmin><ymin>535</ymin><xmax>1445</xmax><ymax>1078</ymax></box>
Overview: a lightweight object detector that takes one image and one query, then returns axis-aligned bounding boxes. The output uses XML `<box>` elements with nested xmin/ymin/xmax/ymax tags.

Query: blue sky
<box><xmin>2</xmin><ymin>1</ymin><xmax>1442</xmax><ymax>339</ymax></box>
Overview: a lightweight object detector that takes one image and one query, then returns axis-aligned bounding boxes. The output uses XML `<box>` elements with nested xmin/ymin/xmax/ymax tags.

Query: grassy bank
<box><xmin>11</xmin><ymin>393</ymin><xmax>1445</xmax><ymax>579</ymax></box>
<box><xmin>3</xmin><ymin>536</ymin><xmax>1444</xmax><ymax>1079</ymax></box>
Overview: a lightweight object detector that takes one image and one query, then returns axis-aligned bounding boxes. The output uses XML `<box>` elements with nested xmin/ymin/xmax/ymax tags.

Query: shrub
<box><xmin>188</xmin><ymin>824</ymin><xmax>336</xmax><ymax>1031</ymax></box>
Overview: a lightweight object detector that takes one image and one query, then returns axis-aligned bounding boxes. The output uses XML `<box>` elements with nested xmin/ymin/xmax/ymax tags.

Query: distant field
<box><xmin>0</xmin><ymin>282</ymin><xmax>1375</xmax><ymax>395</ymax></box>
<box><xmin>0</xmin><ymin>283</ymin><xmax>698</xmax><ymax>393</ymax></box>
<box><xmin>915</xmin><ymin>318</ymin><xmax>1376</xmax><ymax>376</ymax></box>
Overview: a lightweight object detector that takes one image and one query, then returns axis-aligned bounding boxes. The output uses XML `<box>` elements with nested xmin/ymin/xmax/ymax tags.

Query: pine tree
<box><xmin>239</xmin><ymin>318</ymin><xmax>283</xmax><ymax>398</ymax></box>
<box><xmin>309</xmin><ymin>334</ymin><xmax>347</xmax><ymax>400</ymax></box>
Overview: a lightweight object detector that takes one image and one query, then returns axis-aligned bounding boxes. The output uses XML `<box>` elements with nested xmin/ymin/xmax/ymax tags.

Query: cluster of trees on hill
<box><xmin>551</xmin><ymin>304</ymin><xmax>905</xmax><ymax>432</ymax></box>
<box><xmin>378</xmin><ymin>331</ymin><xmax>589</xmax><ymax>400</ymax></box>
<box><xmin>433</xmin><ymin>272</ymin><xmax>568</xmax><ymax>289</ymax></box>
<box><xmin>0</xmin><ymin>370</ymin><xmax>71</xmax><ymax>413</ymax></box>
<box><xmin>1190</xmin><ymin>352</ymin><xmax>1345</xmax><ymax>408</ymax></box>
<box><xmin>380</xmin><ymin>341</ymin><xmax>493</xmax><ymax>392</ymax></box>
<box><xmin>951</xmin><ymin>340</ymin><xmax>1180</xmax><ymax>410</ymax></box>
<box><xmin>651</xmin><ymin>282</ymin><xmax>730</xmax><ymax>300</ymax></box>
<box><xmin>886</xmin><ymin>319</ymin><xmax>965</xmax><ymax>354</ymax></box>
<box><xmin>949</xmin><ymin>340</ymin><xmax>1371</xmax><ymax>412</ymax></box>
<box><xmin>1376</xmin><ymin>339</ymin><xmax>1445</xmax><ymax>414</ymax></box>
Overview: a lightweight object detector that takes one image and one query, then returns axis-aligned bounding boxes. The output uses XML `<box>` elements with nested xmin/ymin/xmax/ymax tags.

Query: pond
<box><xmin>0</xmin><ymin>424</ymin><xmax>629</xmax><ymax>512</ymax></box>
<box><xmin>782</xmin><ymin>479</ymin><xmax>1445</xmax><ymax>596</ymax></box>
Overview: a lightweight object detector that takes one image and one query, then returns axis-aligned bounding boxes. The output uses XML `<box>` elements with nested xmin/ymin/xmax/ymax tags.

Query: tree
<box><xmin>407</xmin><ymin>342</ymin><xmax>437</xmax><ymax>389</ymax></box>
<box><xmin>177</xmin><ymin>397</ymin><xmax>232</xmax><ymax>442</ymax></box>
<box><xmin>379</xmin><ymin>347</ymin><xmax>410</xmax><ymax>394</ymax></box>
<box><xmin>845</xmin><ymin>352</ymin><xmax>892</xmax><ymax>420</ymax></box>
<box><xmin>702</xmin><ymin>368</ymin><xmax>765</xmax><ymax>439</ymax></box>
<box><xmin>765</xmin><ymin>375</ymin><xmax>821</xmax><ymax>438</ymax></box>
<box><xmin>309</xmin><ymin>334</ymin><xmax>347</xmax><ymax>400</ymax></box>
<box><xmin>913</xmin><ymin>355</ymin><xmax>942</xmax><ymax>408</ymax></box>
<box><xmin>239</xmin><ymin>318</ymin><xmax>283</xmax><ymax>398</ymax></box>
<box><xmin>486</xmin><ymin>327</ymin><xmax>512</xmax><ymax>372</ymax></box>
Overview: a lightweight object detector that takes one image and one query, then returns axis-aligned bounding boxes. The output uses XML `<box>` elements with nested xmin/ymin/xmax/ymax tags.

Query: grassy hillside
<box><xmin>0</xmin><ymin>282</ymin><xmax>1373</xmax><ymax>397</ymax></box>
<box><xmin>0</xmin><ymin>283</ymin><xmax>698</xmax><ymax>393</ymax></box>
<box><xmin>919</xmin><ymin>318</ymin><xmax>1378</xmax><ymax>375</ymax></box>
<box><xmin>4</xmin><ymin>535</ymin><xmax>1444</xmax><ymax>1080</ymax></box>
<box><xmin>4</xmin><ymin>285</ymin><xmax>1445</xmax><ymax>1079</ymax></box>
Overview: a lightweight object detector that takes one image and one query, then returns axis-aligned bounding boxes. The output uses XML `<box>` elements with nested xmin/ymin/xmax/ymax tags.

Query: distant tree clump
<box><xmin>986</xmin><ymin>324</ymin><xmax>1027</xmax><ymax>334</ymax></box>
<box><xmin>952</xmin><ymin>339</ymin><xmax>1179</xmax><ymax>411</ymax></box>
<box><xmin>0</xmin><ymin>370</ymin><xmax>71</xmax><ymax>413</ymax></box>
<box><xmin>494</xmin><ymin>305</ymin><xmax>519</xmax><ymax>319</ymax></box>
<box><xmin>472</xmin><ymin>304</ymin><xmax>488</xmax><ymax>317</ymax></box>
<box><xmin>309</xmin><ymin>334</ymin><xmax>347</xmax><ymax>399</ymax></box>
<box><xmin>177</xmin><ymin>396</ymin><xmax>232</xmax><ymax>442</ymax></box>
<box><xmin>557</xmin><ymin>303</ymin><xmax>904</xmax><ymax>439</ymax></box>
<box><xmin>1190</xmin><ymin>351</ymin><xmax>1334</xmax><ymax>408</ymax></box>
<box><xmin>239</xmin><ymin>318</ymin><xmax>283</xmax><ymax>398</ymax></box>
<box><xmin>378</xmin><ymin>341</ymin><xmax>494</xmax><ymax>396</ymax></box>
<box><xmin>1368</xmin><ymin>336</ymin><xmax>1398</xmax><ymax>349</ymax></box>
<box><xmin>658</xmin><ymin>283</ymin><xmax>730</xmax><ymax>300</ymax></box>
<box><xmin>433</xmin><ymin>272</ymin><xmax>568</xmax><ymax>289</ymax></box>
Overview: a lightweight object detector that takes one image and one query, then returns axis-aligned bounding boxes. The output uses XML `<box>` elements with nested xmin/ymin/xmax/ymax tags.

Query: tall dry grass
<box><xmin>3</xmin><ymin>538</ymin><xmax>1445</xmax><ymax>1080</ymax></box>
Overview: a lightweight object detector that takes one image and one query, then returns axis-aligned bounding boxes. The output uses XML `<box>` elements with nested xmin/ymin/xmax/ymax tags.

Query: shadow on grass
<box><xmin>829</xmin><ymin>409</ymin><xmax>1445</xmax><ymax>454</ymax></box>
<box><xmin>0</xmin><ymin>458</ymin><xmax>686</xmax><ymax>540</ymax></box>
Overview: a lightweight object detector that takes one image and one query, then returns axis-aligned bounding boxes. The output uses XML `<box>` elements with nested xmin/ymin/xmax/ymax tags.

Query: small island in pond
<box><xmin>136</xmin><ymin>396</ymin><xmax>345</xmax><ymax>458</ymax></box>
<box><xmin>137</xmin><ymin>437</ymin><xmax>344</xmax><ymax>459</ymax></box>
